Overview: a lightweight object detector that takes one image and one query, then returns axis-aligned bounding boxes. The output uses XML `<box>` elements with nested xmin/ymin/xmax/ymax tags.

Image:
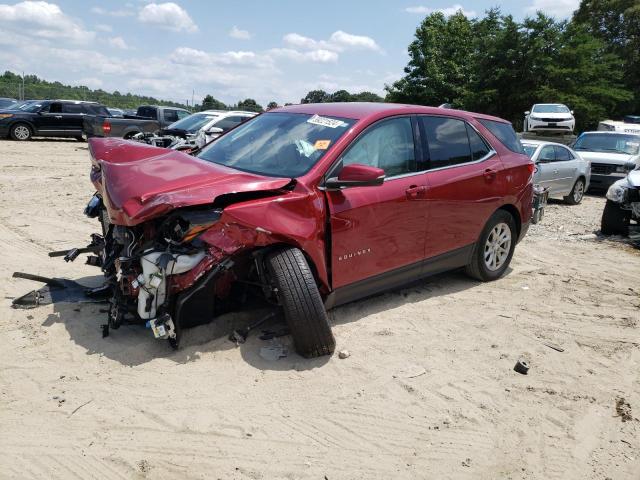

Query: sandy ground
<box><xmin>0</xmin><ymin>139</ymin><xmax>638</xmax><ymax>480</ymax></box>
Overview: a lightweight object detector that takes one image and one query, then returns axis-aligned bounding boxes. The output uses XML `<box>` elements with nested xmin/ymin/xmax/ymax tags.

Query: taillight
<box><xmin>527</xmin><ymin>162</ymin><xmax>535</xmax><ymax>174</ymax></box>
<box><xmin>102</xmin><ymin>120</ymin><xmax>111</xmax><ymax>135</ymax></box>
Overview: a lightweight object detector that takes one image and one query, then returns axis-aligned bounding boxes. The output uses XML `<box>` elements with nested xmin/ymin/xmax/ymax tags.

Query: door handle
<box><xmin>483</xmin><ymin>168</ymin><xmax>497</xmax><ymax>182</ymax></box>
<box><xmin>405</xmin><ymin>185</ymin><xmax>427</xmax><ymax>199</ymax></box>
<box><xmin>54</xmin><ymin>115</ymin><xmax>62</xmax><ymax>119</ymax></box>
<box><xmin>553</xmin><ymin>169</ymin><xmax>559</xmax><ymax>174</ymax></box>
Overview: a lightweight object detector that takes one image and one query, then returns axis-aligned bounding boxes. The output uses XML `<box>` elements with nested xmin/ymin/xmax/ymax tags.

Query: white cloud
<box><xmin>95</xmin><ymin>24</ymin><xmax>113</xmax><ymax>32</ymax></box>
<box><xmin>0</xmin><ymin>1</ymin><xmax>95</xmax><ymax>43</ymax></box>
<box><xmin>405</xmin><ymin>4</ymin><xmax>477</xmax><ymax>17</ymax></box>
<box><xmin>229</xmin><ymin>25</ymin><xmax>251</xmax><ymax>40</ymax></box>
<box><xmin>90</xmin><ymin>6</ymin><xmax>135</xmax><ymax>17</ymax></box>
<box><xmin>108</xmin><ymin>36</ymin><xmax>129</xmax><ymax>49</ymax></box>
<box><xmin>138</xmin><ymin>2</ymin><xmax>197</xmax><ymax>32</ymax></box>
<box><xmin>525</xmin><ymin>0</ymin><xmax>580</xmax><ymax>18</ymax></box>
<box><xmin>269</xmin><ymin>48</ymin><xmax>338</xmax><ymax>63</ymax></box>
<box><xmin>283</xmin><ymin>30</ymin><xmax>381</xmax><ymax>54</ymax></box>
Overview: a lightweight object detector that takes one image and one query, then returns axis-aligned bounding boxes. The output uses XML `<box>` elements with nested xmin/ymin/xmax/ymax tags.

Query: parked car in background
<box><xmin>522</xmin><ymin>140</ymin><xmax>590</xmax><ymax>204</ymax></box>
<box><xmin>12</xmin><ymin>99</ymin><xmax>43</xmax><ymax>111</ymax></box>
<box><xmin>107</xmin><ymin>107</ymin><xmax>124</xmax><ymax>117</ymax></box>
<box><xmin>524</xmin><ymin>104</ymin><xmax>575</xmax><ymax>134</ymax></box>
<box><xmin>83</xmin><ymin>105</ymin><xmax>191</xmax><ymax>139</ymax></box>
<box><xmin>192</xmin><ymin>110</ymin><xmax>257</xmax><ymax>147</ymax></box>
<box><xmin>0</xmin><ymin>98</ymin><xmax>17</xmax><ymax>109</ymax></box>
<box><xmin>572</xmin><ymin>131</ymin><xmax>640</xmax><ymax>191</ymax></box>
<box><xmin>0</xmin><ymin>99</ymin><xmax>110</xmax><ymax>141</ymax></box>
<box><xmin>84</xmin><ymin>103</ymin><xmax>534</xmax><ymax>355</ymax></box>
<box><xmin>598</xmin><ymin>115</ymin><xmax>640</xmax><ymax>136</ymax></box>
<box><xmin>601</xmin><ymin>166</ymin><xmax>640</xmax><ymax>236</ymax></box>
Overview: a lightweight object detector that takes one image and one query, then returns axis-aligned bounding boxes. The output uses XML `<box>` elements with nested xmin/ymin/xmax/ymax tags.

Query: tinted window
<box><xmin>479</xmin><ymin>119</ymin><xmax>525</xmax><ymax>154</ymax></box>
<box><xmin>49</xmin><ymin>102</ymin><xmax>62</xmax><ymax>113</ymax></box>
<box><xmin>467</xmin><ymin>124</ymin><xmax>491</xmax><ymax>160</ymax></box>
<box><xmin>164</xmin><ymin>109</ymin><xmax>178</xmax><ymax>123</ymax></box>
<box><xmin>539</xmin><ymin>146</ymin><xmax>555</xmax><ymax>161</ymax></box>
<box><xmin>62</xmin><ymin>104</ymin><xmax>83</xmax><ymax>114</ymax></box>
<box><xmin>214</xmin><ymin>116</ymin><xmax>244</xmax><ymax>132</ymax></box>
<box><xmin>341</xmin><ymin>117</ymin><xmax>416</xmax><ymax>177</ymax></box>
<box><xmin>554</xmin><ymin>146</ymin><xmax>572</xmax><ymax>161</ymax></box>
<box><xmin>421</xmin><ymin>116</ymin><xmax>472</xmax><ymax>168</ymax></box>
<box><xmin>137</xmin><ymin>106</ymin><xmax>156</xmax><ymax>118</ymax></box>
<box><xmin>198</xmin><ymin>112</ymin><xmax>355</xmax><ymax>178</ymax></box>
<box><xmin>176</xmin><ymin>109</ymin><xmax>190</xmax><ymax>120</ymax></box>
<box><xmin>88</xmin><ymin>105</ymin><xmax>110</xmax><ymax>116</ymax></box>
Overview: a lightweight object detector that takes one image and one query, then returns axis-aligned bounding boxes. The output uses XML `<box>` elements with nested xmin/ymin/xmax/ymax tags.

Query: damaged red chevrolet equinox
<box><xmin>85</xmin><ymin>103</ymin><xmax>534</xmax><ymax>357</ymax></box>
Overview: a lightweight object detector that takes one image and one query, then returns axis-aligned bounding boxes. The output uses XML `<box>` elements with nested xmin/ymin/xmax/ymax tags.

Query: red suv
<box><xmin>85</xmin><ymin>103</ymin><xmax>533</xmax><ymax>357</ymax></box>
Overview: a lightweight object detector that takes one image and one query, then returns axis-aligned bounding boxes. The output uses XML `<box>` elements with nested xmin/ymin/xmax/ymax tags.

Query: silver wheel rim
<box><xmin>14</xmin><ymin>125</ymin><xmax>29</xmax><ymax>140</ymax></box>
<box><xmin>573</xmin><ymin>181</ymin><xmax>584</xmax><ymax>202</ymax></box>
<box><xmin>484</xmin><ymin>222</ymin><xmax>511</xmax><ymax>271</ymax></box>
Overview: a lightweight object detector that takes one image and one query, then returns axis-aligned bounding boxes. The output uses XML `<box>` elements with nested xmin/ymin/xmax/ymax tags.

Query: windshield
<box><xmin>522</xmin><ymin>144</ymin><xmax>538</xmax><ymax>158</ymax></box>
<box><xmin>197</xmin><ymin>112</ymin><xmax>356</xmax><ymax>177</ymax></box>
<box><xmin>169</xmin><ymin>113</ymin><xmax>220</xmax><ymax>133</ymax></box>
<box><xmin>21</xmin><ymin>102</ymin><xmax>45</xmax><ymax>113</ymax></box>
<box><xmin>532</xmin><ymin>104</ymin><xmax>570</xmax><ymax>114</ymax></box>
<box><xmin>574</xmin><ymin>134</ymin><xmax>640</xmax><ymax>155</ymax></box>
<box><xmin>0</xmin><ymin>99</ymin><xmax>16</xmax><ymax>109</ymax></box>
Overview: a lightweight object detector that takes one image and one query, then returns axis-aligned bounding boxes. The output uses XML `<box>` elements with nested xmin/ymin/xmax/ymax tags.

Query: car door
<box><xmin>553</xmin><ymin>145</ymin><xmax>578</xmax><ymax>194</ymax></box>
<box><xmin>325</xmin><ymin>116</ymin><xmax>429</xmax><ymax>289</ymax></box>
<box><xmin>419</xmin><ymin>115</ymin><xmax>505</xmax><ymax>259</ymax></box>
<box><xmin>60</xmin><ymin>103</ymin><xmax>85</xmax><ymax>134</ymax></box>
<box><xmin>32</xmin><ymin>102</ymin><xmax>66</xmax><ymax>134</ymax></box>
<box><xmin>534</xmin><ymin>145</ymin><xmax>560</xmax><ymax>194</ymax></box>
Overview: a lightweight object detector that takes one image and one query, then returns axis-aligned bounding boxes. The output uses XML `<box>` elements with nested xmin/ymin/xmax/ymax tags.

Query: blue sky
<box><xmin>0</xmin><ymin>0</ymin><xmax>581</xmax><ymax>106</ymax></box>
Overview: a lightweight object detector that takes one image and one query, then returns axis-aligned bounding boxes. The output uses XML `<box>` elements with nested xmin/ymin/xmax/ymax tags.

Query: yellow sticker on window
<box><xmin>314</xmin><ymin>140</ymin><xmax>331</xmax><ymax>150</ymax></box>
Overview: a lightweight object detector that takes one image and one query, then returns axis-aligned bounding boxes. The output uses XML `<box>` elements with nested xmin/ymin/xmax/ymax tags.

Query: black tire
<box><xmin>10</xmin><ymin>123</ymin><xmax>32</xmax><ymax>141</ymax></box>
<box><xmin>465</xmin><ymin>209</ymin><xmax>517</xmax><ymax>282</ymax></box>
<box><xmin>564</xmin><ymin>178</ymin><xmax>585</xmax><ymax>205</ymax></box>
<box><xmin>266</xmin><ymin>248</ymin><xmax>335</xmax><ymax>358</ymax></box>
<box><xmin>601</xmin><ymin>200</ymin><xmax>629</xmax><ymax>236</ymax></box>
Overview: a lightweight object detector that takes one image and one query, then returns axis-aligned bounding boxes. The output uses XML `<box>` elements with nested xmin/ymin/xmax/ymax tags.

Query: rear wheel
<box><xmin>466</xmin><ymin>210</ymin><xmax>516</xmax><ymax>282</ymax></box>
<box><xmin>10</xmin><ymin>123</ymin><xmax>32</xmax><ymax>141</ymax></box>
<box><xmin>564</xmin><ymin>178</ymin><xmax>585</xmax><ymax>205</ymax></box>
<box><xmin>601</xmin><ymin>200</ymin><xmax>629</xmax><ymax>236</ymax></box>
<box><xmin>266</xmin><ymin>248</ymin><xmax>335</xmax><ymax>358</ymax></box>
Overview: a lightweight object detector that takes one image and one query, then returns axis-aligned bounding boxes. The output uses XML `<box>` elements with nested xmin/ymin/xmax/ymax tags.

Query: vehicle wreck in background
<box><xmin>601</xmin><ymin>166</ymin><xmax>640</xmax><ymax>236</ymax></box>
<box><xmin>79</xmin><ymin>103</ymin><xmax>534</xmax><ymax>358</ymax></box>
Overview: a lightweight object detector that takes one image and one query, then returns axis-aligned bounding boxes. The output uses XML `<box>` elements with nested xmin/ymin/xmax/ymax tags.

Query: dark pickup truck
<box><xmin>0</xmin><ymin>100</ymin><xmax>109</xmax><ymax>141</ymax></box>
<box><xmin>83</xmin><ymin>105</ymin><xmax>191</xmax><ymax>139</ymax></box>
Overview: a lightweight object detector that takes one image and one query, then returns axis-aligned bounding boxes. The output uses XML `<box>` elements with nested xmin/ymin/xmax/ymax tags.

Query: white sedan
<box><xmin>525</xmin><ymin>104</ymin><xmax>575</xmax><ymax>134</ymax></box>
<box><xmin>522</xmin><ymin>140</ymin><xmax>590</xmax><ymax>204</ymax></box>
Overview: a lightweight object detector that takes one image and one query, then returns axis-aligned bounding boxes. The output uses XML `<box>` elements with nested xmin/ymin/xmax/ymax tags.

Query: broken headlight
<box><xmin>606</xmin><ymin>184</ymin><xmax>628</xmax><ymax>203</ymax></box>
<box><xmin>160</xmin><ymin>209</ymin><xmax>222</xmax><ymax>244</ymax></box>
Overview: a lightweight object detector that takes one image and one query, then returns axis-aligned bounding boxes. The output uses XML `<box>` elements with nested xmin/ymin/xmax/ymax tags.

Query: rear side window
<box><xmin>479</xmin><ymin>119</ymin><xmax>525</xmax><ymax>154</ymax></box>
<box><xmin>214</xmin><ymin>116</ymin><xmax>245</xmax><ymax>132</ymax></box>
<box><xmin>164</xmin><ymin>109</ymin><xmax>178</xmax><ymax>123</ymax></box>
<box><xmin>177</xmin><ymin>109</ymin><xmax>190</xmax><ymax>120</ymax></box>
<box><xmin>62</xmin><ymin>104</ymin><xmax>83</xmax><ymax>114</ymax></box>
<box><xmin>420</xmin><ymin>116</ymin><xmax>472</xmax><ymax>168</ymax></box>
<box><xmin>467</xmin><ymin>124</ymin><xmax>491</xmax><ymax>160</ymax></box>
<box><xmin>137</xmin><ymin>106</ymin><xmax>156</xmax><ymax>118</ymax></box>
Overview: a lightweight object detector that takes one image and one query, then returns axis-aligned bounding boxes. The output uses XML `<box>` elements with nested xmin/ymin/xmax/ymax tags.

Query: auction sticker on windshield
<box><xmin>307</xmin><ymin>114</ymin><xmax>347</xmax><ymax>129</ymax></box>
<box><xmin>314</xmin><ymin>140</ymin><xmax>331</xmax><ymax>150</ymax></box>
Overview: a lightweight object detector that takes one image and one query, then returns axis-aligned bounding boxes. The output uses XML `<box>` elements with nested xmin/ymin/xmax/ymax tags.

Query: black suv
<box><xmin>0</xmin><ymin>100</ymin><xmax>110</xmax><ymax>141</ymax></box>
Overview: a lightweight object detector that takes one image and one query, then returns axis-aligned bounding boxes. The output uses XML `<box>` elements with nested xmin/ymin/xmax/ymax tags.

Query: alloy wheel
<box><xmin>573</xmin><ymin>180</ymin><xmax>584</xmax><ymax>203</ymax></box>
<box><xmin>13</xmin><ymin>125</ymin><xmax>30</xmax><ymax>140</ymax></box>
<box><xmin>484</xmin><ymin>222</ymin><xmax>512</xmax><ymax>271</ymax></box>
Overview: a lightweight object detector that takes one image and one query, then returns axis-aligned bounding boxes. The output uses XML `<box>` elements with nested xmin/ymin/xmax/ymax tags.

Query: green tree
<box><xmin>301</xmin><ymin>90</ymin><xmax>330</xmax><ymax>103</ymax></box>
<box><xmin>385</xmin><ymin>11</ymin><xmax>474</xmax><ymax>106</ymax></box>
<box><xmin>350</xmin><ymin>91</ymin><xmax>384</xmax><ymax>102</ymax></box>
<box><xmin>330</xmin><ymin>90</ymin><xmax>352</xmax><ymax>102</ymax></box>
<box><xmin>201</xmin><ymin>94</ymin><xmax>227</xmax><ymax>111</ymax></box>
<box><xmin>266</xmin><ymin>101</ymin><xmax>279</xmax><ymax>110</ymax></box>
<box><xmin>236</xmin><ymin>98</ymin><xmax>264</xmax><ymax>112</ymax></box>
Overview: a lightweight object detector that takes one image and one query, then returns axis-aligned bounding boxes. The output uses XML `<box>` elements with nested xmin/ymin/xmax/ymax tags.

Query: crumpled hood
<box><xmin>577</xmin><ymin>150</ymin><xmax>637</xmax><ymax>165</ymax></box>
<box><xmin>89</xmin><ymin>137</ymin><xmax>292</xmax><ymax>226</ymax></box>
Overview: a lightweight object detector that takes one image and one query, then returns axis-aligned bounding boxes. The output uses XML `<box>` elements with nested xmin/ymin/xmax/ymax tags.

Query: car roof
<box><xmin>273</xmin><ymin>102</ymin><xmax>509</xmax><ymax>123</ymax></box>
<box><xmin>521</xmin><ymin>140</ymin><xmax>571</xmax><ymax>148</ymax></box>
<box><xmin>533</xmin><ymin>103</ymin><xmax>567</xmax><ymax>106</ymax></box>
<box><xmin>581</xmin><ymin>131</ymin><xmax>640</xmax><ymax>136</ymax></box>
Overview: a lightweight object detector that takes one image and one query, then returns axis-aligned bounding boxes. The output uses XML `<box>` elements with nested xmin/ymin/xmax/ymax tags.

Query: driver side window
<box><xmin>341</xmin><ymin>117</ymin><xmax>416</xmax><ymax>177</ymax></box>
<box><xmin>539</xmin><ymin>146</ymin><xmax>555</xmax><ymax>162</ymax></box>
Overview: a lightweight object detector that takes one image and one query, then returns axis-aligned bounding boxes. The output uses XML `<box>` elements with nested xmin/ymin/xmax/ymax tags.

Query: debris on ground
<box><xmin>393</xmin><ymin>365</ymin><xmax>426</xmax><ymax>378</ymax></box>
<box><xmin>514</xmin><ymin>359</ymin><xmax>530</xmax><ymax>375</ymax></box>
<box><xmin>11</xmin><ymin>272</ymin><xmax>106</xmax><ymax>309</ymax></box>
<box><xmin>259</xmin><ymin>344</ymin><xmax>288</xmax><ymax>361</ymax></box>
<box><xmin>615</xmin><ymin>397</ymin><xmax>633</xmax><ymax>422</ymax></box>
<box><xmin>338</xmin><ymin>350</ymin><xmax>351</xmax><ymax>359</ymax></box>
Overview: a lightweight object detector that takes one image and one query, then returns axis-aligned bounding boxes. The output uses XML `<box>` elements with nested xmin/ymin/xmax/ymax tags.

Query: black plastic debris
<box><xmin>11</xmin><ymin>272</ymin><xmax>108</xmax><ymax>309</ymax></box>
<box><xmin>514</xmin><ymin>358</ymin><xmax>530</xmax><ymax>375</ymax></box>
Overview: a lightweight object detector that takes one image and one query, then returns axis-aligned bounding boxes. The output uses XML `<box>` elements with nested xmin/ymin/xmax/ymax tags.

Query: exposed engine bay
<box><xmin>131</xmin><ymin>128</ymin><xmax>199</xmax><ymax>154</ymax></box>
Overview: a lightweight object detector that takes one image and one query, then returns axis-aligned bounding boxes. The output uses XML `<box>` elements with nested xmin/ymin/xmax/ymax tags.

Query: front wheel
<box><xmin>564</xmin><ymin>178</ymin><xmax>585</xmax><ymax>205</ymax></box>
<box><xmin>10</xmin><ymin>123</ymin><xmax>32</xmax><ymax>141</ymax></box>
<box><xmin>466</xmin><ymin>210</ymin><xmax>517</xmax><ymax>282</ymax></box>
<box><xmin>601</xmin><ymin>200</ymin><xmax>629</xmax><ymax>236</ymax></box>
<box><xmin>266</xmin><ymin>248</ymin><xmax>335</xmax><ymax>358</ymax></box>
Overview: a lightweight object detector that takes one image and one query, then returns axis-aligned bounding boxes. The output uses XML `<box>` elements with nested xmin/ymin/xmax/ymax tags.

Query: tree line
<box><xmin>386</xmin><ymin>1</ymin><xmax>639</xmax><ymax>131</ymax></box>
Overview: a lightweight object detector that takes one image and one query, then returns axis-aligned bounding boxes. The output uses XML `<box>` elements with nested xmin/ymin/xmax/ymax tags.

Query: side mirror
<box><xmin>207</xmin><ymin>127</ymin><xmax>223</xmax><ymax>134</ymax></box>
<box><xmin>325</xmin><ymin>164</ymin><xmax>385</xmax><ymax>190</ymax></box>
<box><xmin>524</xmin><ymin>111</ymin><xmax>530</xmax><ymax>115</ymax></box>
<box><xmin>570</xmin><ymin>110</ymin><xmax>574</xmax><ymax>115</ymax></box>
